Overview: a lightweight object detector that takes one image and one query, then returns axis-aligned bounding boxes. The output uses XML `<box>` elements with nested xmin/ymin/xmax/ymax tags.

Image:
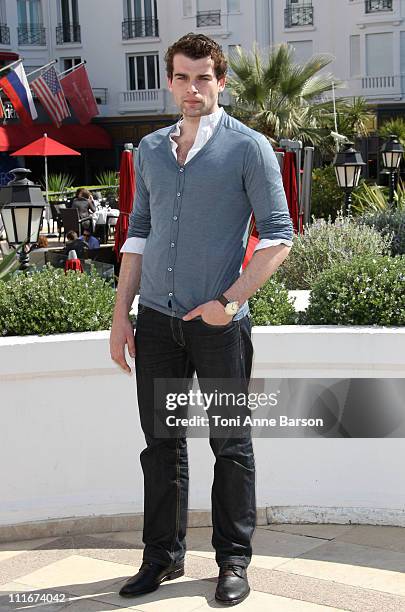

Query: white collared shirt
<box><xmin>121</xmin><ymin>107</ymin><xmax>293</xmax><ymax>254</ymax></box>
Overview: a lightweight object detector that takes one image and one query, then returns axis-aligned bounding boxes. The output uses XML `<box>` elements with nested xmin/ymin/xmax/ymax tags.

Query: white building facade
<box><xmin>2</xmin><ymin>0</ymin><xmax>404</xmax><ymax>176</ymax></box>
<box><xmin>275</xmin><ymin>0</ymin><xmax>405</xmax><ymax>109</ymax></box>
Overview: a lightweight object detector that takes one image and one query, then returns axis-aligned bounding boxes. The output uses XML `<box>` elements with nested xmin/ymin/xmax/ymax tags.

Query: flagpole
<box><xmin>58</xmin><ymin>60</ymin><xmax>87</xmax><ymax>79</ymax></box>
<box><xmin>0</xmin><ymin>58</ymin><xmax>23</xmax><ymax>75</ymax></box>
<box><xmin>26</xmin><ymin>60</ymin><xmax>58</xmax><ymax>78</ymax></box>
<box><xmin>332</xmin><ymin>81</ymin><xmax>339</xmax><ymax>154</ymax></box>
<box><xmin>44</xmin><ymin>133</ymin><xmax>49</xmax><ymax>206</ymax></box>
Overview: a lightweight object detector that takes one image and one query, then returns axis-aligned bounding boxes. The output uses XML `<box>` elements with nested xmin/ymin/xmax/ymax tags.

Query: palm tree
<box><xmin>226</xmin><ymin>43</ymin><xmax>343</xmax><ymax>145</ymax></box>
<box><xmin>321</xmin><ymin>96</ymin><xmax>376</xmax><ymax>141</ymax></box>
<box><xmin>379</xmin><ymin>118</ymin><xmax>405</xmax><ymax>148</ymax></box>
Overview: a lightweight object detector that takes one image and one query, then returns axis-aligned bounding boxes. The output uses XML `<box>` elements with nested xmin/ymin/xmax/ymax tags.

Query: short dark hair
<box><xmin>165</xmin><ymin>33</ymin><xmax>227</xmax><ymax>80</ymax></box>
<box><xmin>66</xmin><ymin>230</ymin><xmax>78</xmax><ymax>241</ymax></box>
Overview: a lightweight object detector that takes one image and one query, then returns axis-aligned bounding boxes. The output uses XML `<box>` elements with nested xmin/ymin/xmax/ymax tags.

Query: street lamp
<box><xmin>381</xmin><ymin>135</ymin><xmax>404</xmax><ymax>207</ymax></box>
<box><xmin>333</xmin><ymin>143</ymin><xmax>365</xmax><ymax>215</ymax></box>
<box><xmin>0</xmin><ymin>168</ymin><xmax>46</xmax><ymax>270</ymax></box>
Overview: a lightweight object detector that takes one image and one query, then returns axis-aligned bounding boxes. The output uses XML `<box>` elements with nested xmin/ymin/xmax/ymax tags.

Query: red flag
<box><xmin>60</xmin><ymin>64</ymin><xmax>98</xmax><ymax>125</ymax></box>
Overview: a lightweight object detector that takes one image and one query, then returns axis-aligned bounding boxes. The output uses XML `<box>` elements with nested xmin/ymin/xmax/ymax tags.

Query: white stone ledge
<box><xmin>0</xmin><ymin>326</ymin><xmax>404</xmax><ymax>529</ymax></box>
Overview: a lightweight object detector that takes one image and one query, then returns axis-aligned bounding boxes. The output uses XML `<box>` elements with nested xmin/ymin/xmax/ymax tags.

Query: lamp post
<box><xmin>0</xmin><ymin>168</ymin><xmax>46</xmax><ymax>270</ymax></box>
<box><xmin>333</xmin><ymin>143</ymin><xmax>365</xmax><ymax>216</ymax></box>
<box><xmin>381</xmin><ymin>135</ymin><xmax>404</xmax><ymax>208</ymax></box>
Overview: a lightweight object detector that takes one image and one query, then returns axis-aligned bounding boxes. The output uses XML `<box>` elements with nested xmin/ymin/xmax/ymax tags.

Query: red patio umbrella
<box><xmin>281</xmin><ymin>151</ymin><xmax>299</xmax><ymax>234</ymax></box>
<box><xmin>114</xmin><ymin>146</ymin><xmax>135</xmax><ymax>260</ymax></box>
<box><xmin>12</xmin><ymin>132</ymin><xmax>80</xmax><ymax>202</ymax></box>
<box><xmin>242</xmin><ymin>150</ymin><xmax>299</xmax><ymax>269</ymax></box>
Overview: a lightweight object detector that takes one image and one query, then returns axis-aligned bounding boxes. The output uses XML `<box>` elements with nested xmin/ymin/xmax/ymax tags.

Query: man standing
<box><xmin>110</xmin><ymin>33</ymin><xmax>293</xmax><ymax>606</ymax></box>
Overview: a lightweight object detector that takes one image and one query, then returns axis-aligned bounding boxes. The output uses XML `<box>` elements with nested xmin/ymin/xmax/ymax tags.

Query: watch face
<box><xmin>225</xmin><ymin>301</ymin><xmax>239</xmax><ymax>315</ymax></box>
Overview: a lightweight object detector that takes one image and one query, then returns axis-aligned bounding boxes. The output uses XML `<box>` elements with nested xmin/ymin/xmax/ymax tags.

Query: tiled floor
<box><xmin>1</xmin><ymin>525</ymin><xmax>405</xmax><ymax>611</ymax></box>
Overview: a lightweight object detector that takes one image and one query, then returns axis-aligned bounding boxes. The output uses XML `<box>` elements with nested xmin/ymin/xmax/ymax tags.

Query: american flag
<box><xmin>31</xmin><ymin>66</ymin><xmax>70</xmax><ymax>127</ymax></box>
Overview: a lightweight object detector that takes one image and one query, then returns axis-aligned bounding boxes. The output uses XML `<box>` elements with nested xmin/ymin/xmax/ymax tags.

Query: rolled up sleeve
<box><xmin>243</xmin><ymin>135</ymin><xmax>294</xmax><ymax>242</ymax></box>
<box><xmin>127</xmin><ymin>141</ymin><xmax>151</xmax><ymax>240</ymax></box>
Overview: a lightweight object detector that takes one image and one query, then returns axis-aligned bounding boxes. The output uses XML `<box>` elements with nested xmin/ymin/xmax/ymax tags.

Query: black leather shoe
<box><xmin>119</xmin><ymin>561</ymin><xmax>184</xmax><ymax>598</ymax></box>
<box><xmin>215</xmin><ymin>564</ymin><xmax>250</xmax><ymax>606</ymax></box>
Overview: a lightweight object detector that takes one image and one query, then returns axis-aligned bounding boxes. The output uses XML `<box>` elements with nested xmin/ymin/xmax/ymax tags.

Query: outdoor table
<box><xmin>91</xmin><ymin>206</ymin><xmax>119</xmax><ymax>243</ymax></box>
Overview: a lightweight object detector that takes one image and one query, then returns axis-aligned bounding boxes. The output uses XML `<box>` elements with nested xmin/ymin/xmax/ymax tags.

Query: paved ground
<box><xmin>2</xmin><ymin>524</ymin><xmax>405</xmax><ymax>611</ymax></box>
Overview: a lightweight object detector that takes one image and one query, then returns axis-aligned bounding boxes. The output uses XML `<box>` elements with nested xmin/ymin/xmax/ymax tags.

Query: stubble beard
<box><xmin>180</xmin><ymin>97</ymin><xmax>218</xmax><ymax>119</ymax></box>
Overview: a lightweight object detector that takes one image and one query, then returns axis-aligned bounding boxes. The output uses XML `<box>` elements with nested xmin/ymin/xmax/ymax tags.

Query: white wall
<box><xmin>272</xmin><ymin>0</ymin><xmax>405</xmax><ymax>101</ymax></box>
<box><xmin>5</xmin><ymin>0</ymin><xmax>257</xmax><ymax>117</ymax></box>
<box><xmin>1</xmin><ymin>326</ymin><xmax>405</xmax><ymax>528</ymax></box>
<box><xmin>6</xmin><ymin>0</ymin><xmax>404</xmax><ymax>121</ymax></box>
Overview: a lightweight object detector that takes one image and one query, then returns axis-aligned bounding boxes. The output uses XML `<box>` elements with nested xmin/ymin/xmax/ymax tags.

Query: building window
<box><xmin>17</xmin><ymin>0</ymin><xmax>46</xmax><ymax>45</ymax></box>
<box><xmin>62</xmin><ymin>56</ymin><xmax>81</xmax><ymax>72</ymax></box>
<box><xmin>56</xmin><ymin>0</ymin><xmax>80</xmax><ymax>44</ymax></box>
<box><xmin>183</xmin><ymin>0</ymin><xmax>193</xmax><ymax>16</ymax></box>
<box><xmin>350</xmin><ymin>35</ymin><xmax>360</xmax><ymax>77</ymax></box>
<box><xmin>0</xmin><ymin>0</ymin><xmax>9</xmax><ymax>44</ymax></box>
<box><xmin>123</xmin><ymin>0</ymin><xmax>159</xmax><ymax>38</ymax></box>
<box><xmin>227</xmin><ymin>44</ymin><xmax>240</xmax><ymax>76</ymax></box>
<box><xmin>197</xmin><ymin>0</ymin><xmax>221</xmax><ymax>26</ymax></box>
<box><xmin>128</xmin><ymin>54</ymin><xmax>160</xmax><ymax>90</ymax></box>
<box><xmin>365</xmin><ymin>0</ymin><xmax>393</xmax><ymax>13</ymax></box>
<box><xmin>284</xmin><ymin>0</ymin><xmax>313</xmax><ymax>28</ymax></box>
<box><xmin>366</xmin><ymin>32</ymin><xmax>393</xmax><ymax>76</ymax></box>
<box><xmin>227</xmin><ymin>0</ymin><xmax>240</xmax><ymax>12</ymax></box>
<box><xmin>288</xmin><ymin>40</ymin><xmax>313</xmax><ymax>64</ymax></box>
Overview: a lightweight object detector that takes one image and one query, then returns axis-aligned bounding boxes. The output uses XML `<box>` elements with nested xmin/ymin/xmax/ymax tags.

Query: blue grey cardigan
<box><xmin>128</xmin><ymin>110</ymin><xmax>293</xmax><ymax>319</ymax></box>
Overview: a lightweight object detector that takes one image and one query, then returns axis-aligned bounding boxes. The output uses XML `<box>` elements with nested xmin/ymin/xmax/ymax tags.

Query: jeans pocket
<box><xmin>200</xmin><ymin>318</ymin><xmax>234</xmax><ymax>330</ymax></box>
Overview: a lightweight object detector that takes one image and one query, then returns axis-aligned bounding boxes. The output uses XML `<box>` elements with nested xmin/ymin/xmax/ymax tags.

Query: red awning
<box><xmin>0</xmin><ymin>123</ymin><xmax>112</xmax><ymax>152</ymax></box>
<box><xmin>0</xmin><ymin>52</ymin><xmax>19</xmax><ymax>62</ymax></box>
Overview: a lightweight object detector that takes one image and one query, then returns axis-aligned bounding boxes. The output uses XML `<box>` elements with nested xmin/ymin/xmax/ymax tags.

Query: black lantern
<box><xmin>0</xmin><ymin>168</ymin><xmax>46</xmax><ymax>269</ymax></box>
<box><xmin>333</xmin><ymin>143</ymin><xmax>365</xmax><ymax>215</ymax></box>
<box><xmin>381</xmin><ymin>135</ymin><xmax>404</xmax><ymax>207</ymax></box>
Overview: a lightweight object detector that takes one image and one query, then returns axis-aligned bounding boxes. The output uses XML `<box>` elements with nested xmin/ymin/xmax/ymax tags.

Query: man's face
<box><xmin>83</xmin><ymin>232</ymin><xmax>90</xmax><ymax>241</ymax></box>
<box><xmin>168</xmin><ymin>53</ymin><xmax>226</xmax><ymax>118</ymax></box>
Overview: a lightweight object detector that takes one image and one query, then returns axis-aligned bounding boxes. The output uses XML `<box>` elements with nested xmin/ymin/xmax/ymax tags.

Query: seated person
<box><xmin>80</xmin><ymin>228</ymin><xmax>100</xmax><ymax>250</ymax></box>
<box><xmin>71</xmin><ymin>188</ymin><xmax>96</xmax><ymax>230</ymax></box>
<box><xmin>33</xmin><ymin>235</ymin><xmax>49</xmax><ymax>251</ymax></box>
<box><xmin>64</xmin><ymin>230</ymin><xmax>87</xmax><ymax>259</ymax></box>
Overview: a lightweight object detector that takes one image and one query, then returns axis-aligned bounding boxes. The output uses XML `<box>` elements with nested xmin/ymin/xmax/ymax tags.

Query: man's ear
<box><xmin>167</xmin><ymin>76</ymin><xmax>173</xmax><ymax>92</ymax></box>
<box><xmin>218</xmin><ymin>75</ymin><xmax>226</xmax><ymax>93</ymax></box>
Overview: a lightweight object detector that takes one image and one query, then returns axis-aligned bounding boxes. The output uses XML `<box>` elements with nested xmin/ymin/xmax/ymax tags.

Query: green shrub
<box><xmin>276</xmin><ymin>214</ymin><xmax>392</xmax><ymax>289</ymax></box>
<box><xmin>248</xmin><ymin>277</ymin><xmax>296</xmax><ymax>326</ymax></box>
<box><xmin>358</xmin><ymin>210</ymin><xmax>405</xmax><ymax>256</ymax></box>
<box><xmin>96</xmin><ymin>170</ymin><xmax>119</xmax><ymax>199</ymax></box>
<box><xmin>0</xmin><ymin>266</ymin><xmax>115</xmax><ymax>336</ymax></box>
<box><xmin>45</xmin><ymin>173</ymin><xmax>74</xmax><ymax>200</ymax></box>
<box><xmin>302</xmin><ymin>255</ymin><xmax>405</xmax><ymax>326</ymax></box>
<box><xmin>352</xmin><ymin>180</ymin><xmax>405</xmax><ymax>214</ymax></box>
<box><xmin>311</xmin><ymin>165</ymin><xmax>345</xmax><ymax>221</ymax></box>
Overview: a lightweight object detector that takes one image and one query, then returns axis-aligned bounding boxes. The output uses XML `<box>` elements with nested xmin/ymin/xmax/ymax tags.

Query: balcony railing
<box><xmin>122</xmin><ymin>18</ymin><xmax>159</xmax><ymax>39</ymax></box>
<box><xmin>56</xmin><ymin>23</ymin><xmax>81</xmax><ymax>44</ymax></box>
<box><xmin>118</xmin><ymin>89</ymin><xmax>164</xmax><ymax>113</ymax></box>
<box><xmin>196</xmin><ymin>10</ymin><xmax>221</xmax><ymax>26</ymax></box>
<box><xmin>284</xmin><ymin>6</ymin><xmax>314</xmax><ymax>27</ymax></box>
<box><xmin>18</xmin><ymin>24</ymin><xmax>46</xmax><ymax>45</ymax></box>
<box><xmin>92</xmin><ymin>88</ymin><xmax>108</xmax><ymax>105</ymax></box>
<box><xmin>365</xmin><ymin>0</ymin><xmax>393</xmax><ymax>12</ymax></box>
<box><xmin>0</xmin><ymin>24</ymin><xmax>10</xmax><ymax>45</ymax></box>
<box><xmin>349</xmin><ymin>74</ymin><xmax>401</xmax><ymax>100</ymax></box>
<box><xmin>362</xmin><ymin>75</ymin><xmax>396</xmax><ymax>89</ymax></box>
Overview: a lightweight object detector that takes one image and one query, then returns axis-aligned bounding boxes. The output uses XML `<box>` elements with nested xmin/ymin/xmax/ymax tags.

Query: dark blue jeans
<box><xmin>134</xmin><ymin>305</ymin><xmax>256</xmax><ymax>568</ymax></box>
